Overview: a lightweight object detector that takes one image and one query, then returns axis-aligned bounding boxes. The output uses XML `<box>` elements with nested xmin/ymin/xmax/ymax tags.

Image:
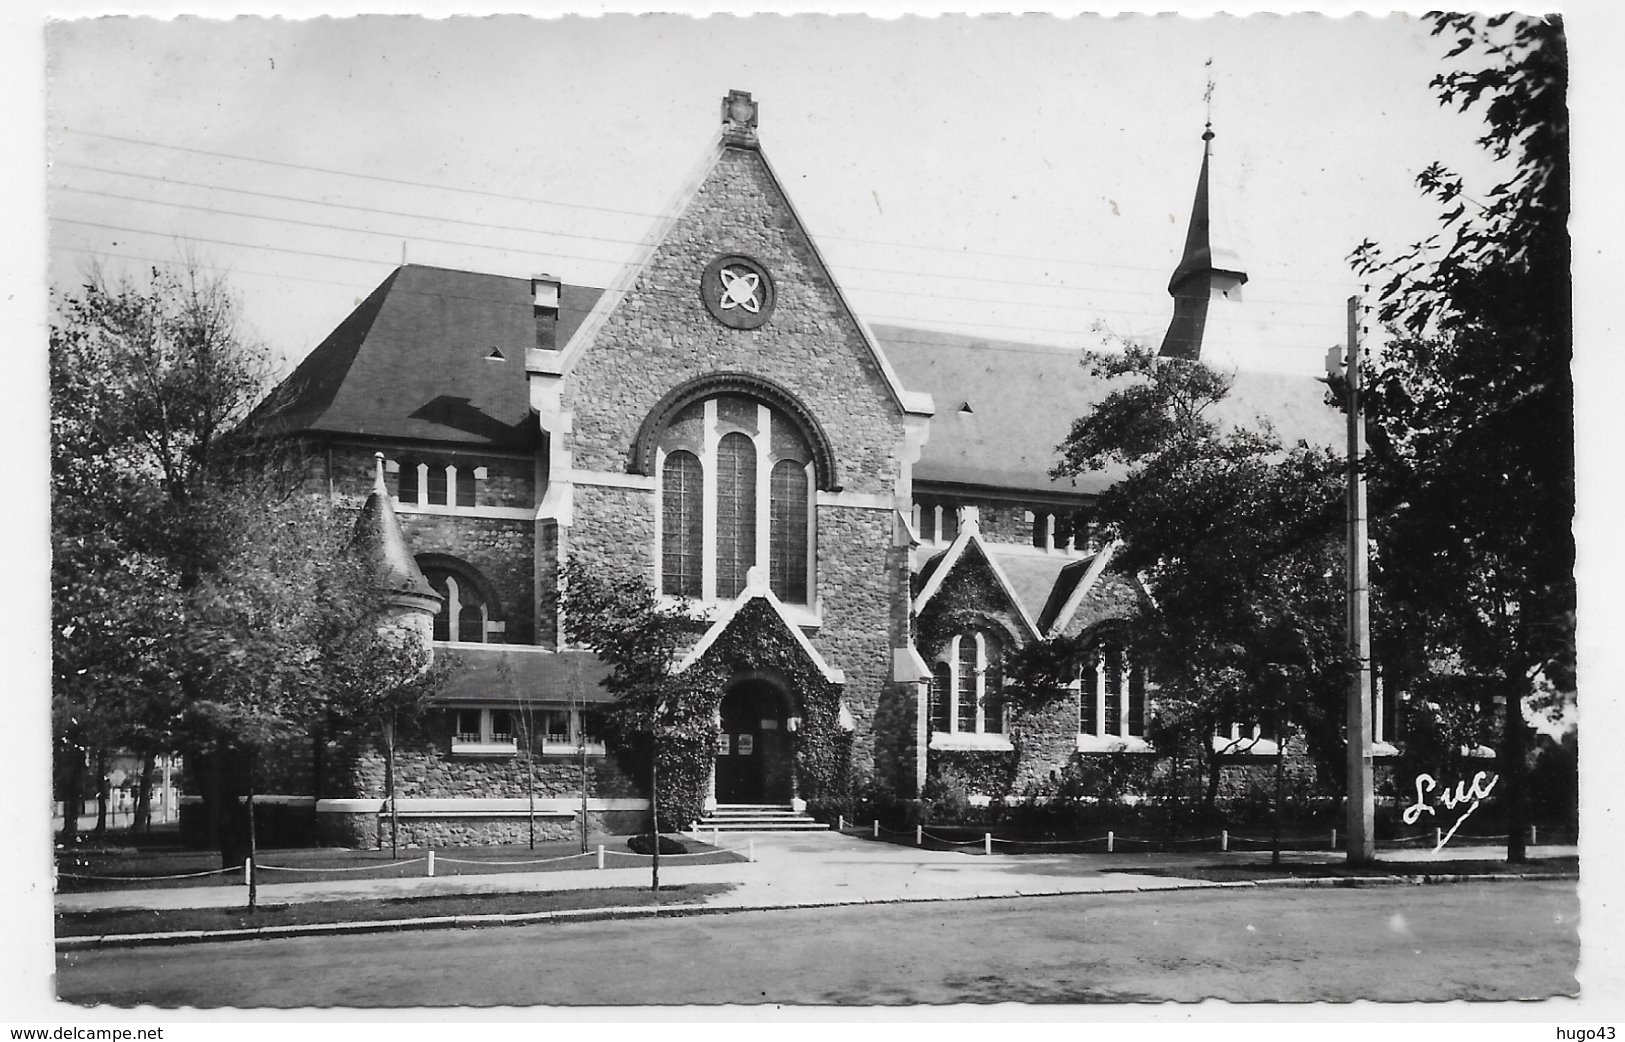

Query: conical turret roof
<box><xmin>351</xmin><ymin>453</ymin><xmax>439</xmax><ymax>603</ymax></box>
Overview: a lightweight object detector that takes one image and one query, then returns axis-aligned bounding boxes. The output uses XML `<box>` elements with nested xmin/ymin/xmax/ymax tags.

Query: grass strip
<box><xmin>57</xmin><ymin>882</ymin><xmax>736</xmax><ymax>937</ymax></box>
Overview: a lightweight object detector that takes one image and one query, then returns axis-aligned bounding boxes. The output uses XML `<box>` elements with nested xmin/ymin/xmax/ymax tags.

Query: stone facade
<box><xmin>235</xmin><ymin>94</ymin><xmax>1353</xmax><ymax>847</ymax></box>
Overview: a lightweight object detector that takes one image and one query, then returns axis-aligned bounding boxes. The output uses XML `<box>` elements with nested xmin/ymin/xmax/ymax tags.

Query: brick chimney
<box><xmin>532</xmin><ymin>274</ymin><xmax>561</xmax><ymax>351</ymax></box>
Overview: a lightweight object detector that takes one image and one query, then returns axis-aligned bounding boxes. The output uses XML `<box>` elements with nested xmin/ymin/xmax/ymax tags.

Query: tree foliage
<box><xmin>1041</xmin><ymin>346</ymin><xmax>1349</xmax><ymax>809</ymax></box>
<box><xmin>50</xmin><ymin>260</ymin><xmax>439</xmax><ymax>854</ymax></box>
<box><xmin>1350</xmin><ymin>14</ymin><xmax>1570</xmax><ymax>859</ymax></box>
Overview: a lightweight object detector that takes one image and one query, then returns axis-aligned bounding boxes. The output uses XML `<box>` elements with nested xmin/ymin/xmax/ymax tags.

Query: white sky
<box><xmin>11</xmin><ymin>0</ymin><xmax>1625</xmax><ymax>1022</ymax></box>
<box><xmin>40</xmin><ymin>12</ymin><xmax>1527</xmax><ymax>378</ymax></box>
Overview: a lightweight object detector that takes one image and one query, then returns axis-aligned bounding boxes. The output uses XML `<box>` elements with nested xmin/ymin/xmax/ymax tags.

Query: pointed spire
<box><xmin>352</xmin><ymin>452</ymin><xmax>440</xmax><ymax>610</ymax></box>
<box><xmin>1159</xmin><ymin>123</ymin><xmax>1249</xmax><ymax>360</ymax></box>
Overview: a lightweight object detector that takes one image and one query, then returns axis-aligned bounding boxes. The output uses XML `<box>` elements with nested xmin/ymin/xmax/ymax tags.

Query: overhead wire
<box><xmin>57</xmin><ymin>128</ymin><xmax>1366</xmax><ymax>291</ymax></box>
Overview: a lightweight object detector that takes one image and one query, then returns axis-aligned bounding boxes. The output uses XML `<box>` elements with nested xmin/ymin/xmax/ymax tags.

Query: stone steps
<box><xmin>695</xmin><ymin>803</ymin><xmax>829</xmax><ymax>832</ymax></box>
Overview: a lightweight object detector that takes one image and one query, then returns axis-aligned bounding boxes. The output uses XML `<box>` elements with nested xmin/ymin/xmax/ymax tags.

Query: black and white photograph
<box><xmin>10</xmin><ymin>1</ymin><xmax>1617</xmax><ymax>1024</ymax></box>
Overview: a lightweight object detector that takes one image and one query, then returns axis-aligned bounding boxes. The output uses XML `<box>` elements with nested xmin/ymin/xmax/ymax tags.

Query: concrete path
<box><xmin>54</xmin><ymin>830</ymin><xmax>1578</xmax><ymax>916</ymax></box>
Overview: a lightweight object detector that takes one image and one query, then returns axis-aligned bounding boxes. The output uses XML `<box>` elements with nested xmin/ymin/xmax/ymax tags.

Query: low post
<box><xmin>427</xmin><ymin>850</ymin><xmax>435</xmax><ymax>877</ymax></box>
<box><xmin>1220</xmin><ymin>829</ymin><xmax>1229</xmax><ymax>852</ymax></box>
<box><xmin>916</xmin><ymin>824</ymin><xmax>922</xmax><ymax>846</ymax></box>
<box><xmin>1331</xmin><ymin>827</ymin><xmax>1338</xmax><ymax>850</ymax></box>
<box><xmin>1435</xmin><ymin>826</ymin><xmax>1442</xmax><ymax>849</ymax></box>
<box><xmin>713</xmin><ymin>826</ymin><xmax>720</xmax><ymax>845</ymax></box>
<box><xmin>838</xmin><ymin>814</ymin><xmax>845</xmax><ymax>831</ymax></box>
<box><xmin>243</xmin><ymin>857</ymin><xmax>252</xmax><ymax>887</ymax></box>
<box><xmin>873</xmin><ymin>819</ymin><xmax>879</xmax><ymax>838</ymax></box>
<box><xmin>1107</xmin><ymin>831</ymin><xmax>1114</xmax><ymax>853</ymax></box>
<box><xmin>984</xmin><ymin>833</ymin><xmax>992</xmax><ymax>856</ymax></box>
<box><xmin>1530</xmin><ymin>824</ymin><xmax>1538</xmax><ymax>846</ymax></box>
<box><xmin>748</xmin><ymin>840</ymin><xmax>755</xmax><ymax>863</ymax></box>
<box><xmin>596</xmin><ymin>844</ymin><xmax>605</xmax><ymax>870</ymax></box>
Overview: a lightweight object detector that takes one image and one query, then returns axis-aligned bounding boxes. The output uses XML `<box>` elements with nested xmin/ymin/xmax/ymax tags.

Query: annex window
<box><xmin>396</xmin><ymin>457</ymin><xmax>484</xmax><ymax>509</ymax></box>
<box><xmin>451</xmin><ymin>707</ymin><xmax>517</xmax><ymax>755</ymax></box>
<box><xmin>654</xmin><ymin>394</ymin><xmax>816</xmax><ymax>605</ymax></box>
<box><xmin>933</xmin><ymin>630</ymin><xmax>1005</xmax><ymax>736</ymax></box>
<box><xmin>530</xmin><ymin>706</ymin><xmax>609</xmax><ymax>755</ymax></box>
<box><xmin>1081</xmin><ymin>640</ymin><xmax>1145</xmax><ymax>738</ymax></box>
<box><xmin>421</xmin><ymin>558</ymin><xmax>504</xmax><ymax>644</ymax></box>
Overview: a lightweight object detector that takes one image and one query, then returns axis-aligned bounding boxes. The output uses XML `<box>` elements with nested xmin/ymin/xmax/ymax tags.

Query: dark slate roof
<box><xmin>983</xmin><ymin>549</ymin><xmax>1079</xmax><ymax>631</ymax></box>
<box><xmin>435</xmin><ymin>647</ymin><xmax>615</xmax><ymax>705</ymax></box>
<box><xmin>874</xmin><ymin>324</ymin><xmax>1343</xmax><ymax>496</ymax></box>
<box><xmin>258</xmin><ymin>265</ymin><xmax>603</xmax><ymax>448</ymax></box>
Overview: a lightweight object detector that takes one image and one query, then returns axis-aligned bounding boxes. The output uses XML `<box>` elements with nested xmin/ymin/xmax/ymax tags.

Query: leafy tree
<box><xmin>51</xmin><ymin>260</ymin><xmax>443</xmax><ymax>884</ymax></box>
<box><xmin>1350</xmin><ymin>14</ymin><xmax>1570</xmax><ymax>861</ymax></box>
<box><xmin>1038</xmin><ymin>346</ymin><xmax>1349</xmax><ymax>824</ymax></box>
<box><xmin>561</xmin><ymin>559</ymin><xmax>716</xmax><ymax>888</ymax></box>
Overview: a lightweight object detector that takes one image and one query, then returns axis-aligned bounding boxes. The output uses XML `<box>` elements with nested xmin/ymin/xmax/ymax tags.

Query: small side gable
<box><xmin>677</xmin><ymin>570</ymin><xmax>844</xmax><ymax>685</ymax></box>
<box><xmin>913</xmin><ymin>524</ymin><xmax>1039</xmax><ymax>643</ymax></box>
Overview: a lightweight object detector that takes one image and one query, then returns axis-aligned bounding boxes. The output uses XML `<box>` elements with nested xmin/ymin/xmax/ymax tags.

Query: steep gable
<box><xmin>541</xmin><ymin>112</ymin><xmax>931</xmax><ymax>496</ymax></box>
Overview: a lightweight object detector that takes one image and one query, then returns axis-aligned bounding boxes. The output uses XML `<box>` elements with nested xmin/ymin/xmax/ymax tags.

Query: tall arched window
<box><xmin>933</xmin><ymin>630</ymin><xmax>1004</xmax><ymax>736</ymax></box>
<box><xmin>929</xmin><ymin>662</ymin><xmax>952</xmax><ymax>733</ymax></box>
<box><xmin>1081</xmin><ymin>638</ymin><xmax>1145</xmax><ymax>738</ymax></box>
<box><xmin>661</xmin><ymin>450</ymin><xmax>703</xmax><ymax>598</ymax></box>
<box><xmin>715</xmin><ymin>432</ymin><xmax>757</xmax><ymax>599</ymax></box>
<box><xmin>769</xmin><ymin>460</ymin><xmax>809</xmax><ymax>603</ymax></box>
<box><xmin>653</xmin><ymin>392</ymin><xmax>816</xmax><ymax>605</ymax></box>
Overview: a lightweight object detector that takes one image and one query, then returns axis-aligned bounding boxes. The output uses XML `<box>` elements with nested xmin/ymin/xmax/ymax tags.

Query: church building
<box><xmin>251</xmin><ymin>91</ymin><xmax>1343</xmax><ymax>846</ymax></box>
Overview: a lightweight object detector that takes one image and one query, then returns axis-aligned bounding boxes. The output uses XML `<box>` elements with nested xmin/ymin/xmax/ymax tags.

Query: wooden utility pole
<box><xmin>1342</xmin><ymin>296</ymin><xmax>1377</xmax><ymax>865</ymax></box>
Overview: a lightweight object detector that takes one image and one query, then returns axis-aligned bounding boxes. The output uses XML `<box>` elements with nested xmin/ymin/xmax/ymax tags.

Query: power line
<box><xmin>53</xmin><ymin>179</ymin><xmax>1350</xmax><ymax>322</ymax></box>
<box><xmin>59</xmin><ymin>128</ymin><xmax>1364</xmax><ymax>292</ymax></box>
<box><xmin>53</xmin><ymin>214</ymin><xmax>1346</xmax><ymax>343</ymax></box>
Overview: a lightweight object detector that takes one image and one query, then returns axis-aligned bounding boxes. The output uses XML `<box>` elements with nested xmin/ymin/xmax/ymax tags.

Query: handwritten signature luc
<box><xmin>1401</xmin><ymin>771</ymin><xmax>1499</xmax><ymax>853</ymax></box>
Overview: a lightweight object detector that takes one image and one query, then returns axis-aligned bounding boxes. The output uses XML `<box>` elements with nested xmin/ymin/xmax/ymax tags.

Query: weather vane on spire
<box><xmin>1203</xmin><ymin>57</ymin><xmax>1215</xmax><ymax>127</ymax></box>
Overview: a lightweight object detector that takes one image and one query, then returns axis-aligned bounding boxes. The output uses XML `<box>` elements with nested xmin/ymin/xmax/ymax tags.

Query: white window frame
<box><xmin>534</xmin><ymin>705</ymin><xmax>608</xmax><ymax>756</ymax></box>
<box><xmin>451</xmin><ymin>707</ymin><xmax>518</xmax><ymax>756</ymax></box>
<box><xmin>929</xmin><ymin>631</ymin><xmax>1013</xmax><ymax>751</ymax></box>
<box><xmin>1076</xmin><ymin>642</ymin><xmax>1152</xmax><ymax>753</ymax></box>
<box><xmin>392</xmin><ymin>457</ymin><xmax>490</xmax><ymax>513</ymax></box>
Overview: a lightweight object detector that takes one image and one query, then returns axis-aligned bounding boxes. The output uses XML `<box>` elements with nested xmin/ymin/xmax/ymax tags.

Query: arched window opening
<box><xmin>661</xmin><ymin>450</ymin><xmax>703</xmax><ymax>598</ymax></box>
<box><xmin>421</xmin><ymin>559</ymin><xmax>501</xmax><ymax>644</ymax></box>
<box><xmin>929</xmin><ymin>662</ymin><xmax>952</xmax><ymax>734</ymax></box>
<box><xmin>1081</xmin><ymin>638</ymin><xmax>1144</xmax><ymax>738</ymax></box>
<box><xmin>769</xmin><ymin>460</ymin><xmax>809</xmax><ymax>603</ymax></box>
<box><xmin>932</xmin><ymin>630</ymin><xmax>1005</xmax><ymax>737</ymax></box>
<box><xmin>653</xmin><ymin>393</ymin><xmax>816</xmax><ymax>605</ymax></box>
<box><xmin>715</xmin><ymin>432</ymin><xmax>757</xmax><ymax>599</ymax></box>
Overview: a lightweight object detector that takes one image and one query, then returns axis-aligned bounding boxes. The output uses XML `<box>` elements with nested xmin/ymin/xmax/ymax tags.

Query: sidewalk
<box><xmin>55</xmin><ymin>830</ymin><xmax>1580</xmax><ymax>918</ymax></box>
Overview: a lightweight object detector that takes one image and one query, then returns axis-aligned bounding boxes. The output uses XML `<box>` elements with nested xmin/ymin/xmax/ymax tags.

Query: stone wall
<box><xmin>399</xmin><ymin>512</ymin><xmax>536</xmax><ymax>644</ymax></box>
<box><xmin>341</xmin><ymin>711</ymin><xmax>640</xmax><ymax>801</ymax></box>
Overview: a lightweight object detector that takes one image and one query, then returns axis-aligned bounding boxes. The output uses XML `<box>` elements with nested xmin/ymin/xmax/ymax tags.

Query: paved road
<box><xmin>57</xmin><ymin>879</ymin><xmax>1578</xmax><ymax>1006</ymax></box>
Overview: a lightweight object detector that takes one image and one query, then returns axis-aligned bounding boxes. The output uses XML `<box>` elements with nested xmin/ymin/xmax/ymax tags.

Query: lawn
<box><xmin>57</xmin><ymin>882</ymin><xmax>736</xmax><ymax>937</ymax></box>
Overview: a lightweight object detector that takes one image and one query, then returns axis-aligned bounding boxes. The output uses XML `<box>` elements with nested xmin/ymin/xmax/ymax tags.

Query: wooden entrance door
<box><xmin>716</xmin><ymin>688</ymin><xmax>765</xmax><ymax>803</ymax></box>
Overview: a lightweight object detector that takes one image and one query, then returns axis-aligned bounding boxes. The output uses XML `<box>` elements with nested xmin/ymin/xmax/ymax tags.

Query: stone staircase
<box><xmin>694</xmin><ymin>803</ymin><xmax>829</xmax><ymax>832</ymax></box>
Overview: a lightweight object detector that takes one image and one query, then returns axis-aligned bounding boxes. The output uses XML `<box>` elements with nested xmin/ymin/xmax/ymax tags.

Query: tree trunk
<box><xmin>246</xmin><ymin>749</ymin><xmax>259</xmax><ymax>912</ymax></box>
<box><xmin>384</xmin><ymin>715</ymin><xmax>398</xmax><ymax>859</ymax></box>
<box><xmin>1502</xmin><ymin>674</ymin><xmax>1530</xmax><ymax>864</ymax></box>
<box><xmin>61</xmin><ymin>743</ymin><xmax>85</xmax><ymax>842</ymax></box>
<box><xmin>94</xmin><ymin>747</ymin><xmax>108</xmax><ymax>837</ymax></box>
<box><xmin>650</xmin><ymin>741</ymin><xmax>660</xmax><ymax>893</ymax></box>
<box><xmin>135</xmin><ymin>751</ymin><xmax>155</xmax><ymax>832</ymax></box>
<box><xmin>1271</xmin><ymin>730</ymin><xmax>1286</xmax><ymax>867</ymax></box>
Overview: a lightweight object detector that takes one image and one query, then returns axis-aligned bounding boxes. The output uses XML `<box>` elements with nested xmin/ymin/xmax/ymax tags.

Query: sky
<box><xmin>12</xmin><ymin>1</ymin><xmax>1625</xmax><ymax>1020</ymax></box>
<box><xmin>39</xmin><ymin>13</ymin><xmax>1530</xmax><ymax>379</ymax></box>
